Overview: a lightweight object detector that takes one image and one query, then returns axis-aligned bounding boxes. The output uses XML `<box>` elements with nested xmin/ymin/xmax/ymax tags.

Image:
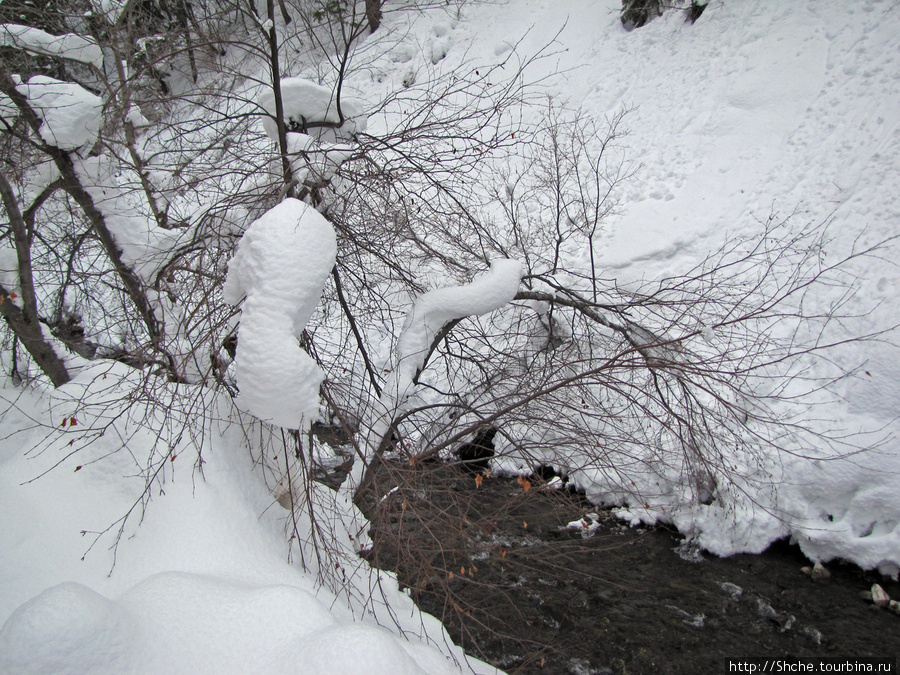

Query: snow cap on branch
<box><xmin>223</xmin><ymin>199</ymin><xmax>336</xmax><ymax>428</ymax></box>
<box><xmin>258</xmin><ymin>78</ymin><xmax>367</xmax><ymax>141</ymax></box>
<box><xmin>1</xmin><ymin>24</ymin><xmax>104</xmax><ymax>69</ymax></box>
<box><xmin>17</xmin><ymin>76</ymin><xmax>102</xmax><ymax>152</ymax></box>
<box><xmin>394</xmin><ymin>258</ymin><xmax>523</xmax><ymax>394</ymax></box>
<box><xmin>347</xmin><ymin>258</ymin><xmax>523</xmax><ymax>491</ymax></box>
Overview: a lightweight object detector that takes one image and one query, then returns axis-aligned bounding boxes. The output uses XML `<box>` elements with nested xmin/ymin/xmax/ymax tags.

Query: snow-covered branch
<box><xmin>347</xmin><ymin>259</ymin><xmax>523</xmax><ymax>496</ymax></box>
<box><xmin>0</xmin><ymin>24</ymin><xmax>103</xmax><ymax>69</ymax></box>
<box><xmin>223</xmin><ymin>198</ymin><xmax>336</xmax><ymax>428</ymax></box>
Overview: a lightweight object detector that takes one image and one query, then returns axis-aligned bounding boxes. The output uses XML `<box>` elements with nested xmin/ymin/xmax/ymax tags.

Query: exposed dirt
<box><xmin>356</xmin><ymin>460</ymin><xmax>900</xmax><ymax>674</ymax></box>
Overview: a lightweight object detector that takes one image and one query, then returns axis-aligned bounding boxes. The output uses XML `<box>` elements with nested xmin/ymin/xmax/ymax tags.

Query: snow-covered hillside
<box><xmin>1</xmin><ymin>1</ymin><xmax>899</xmax><ymax>672</ymax></box>
<box><xmin>547</xmin><ymin>0</ymin><xmax>900</xmax><ymax>573</ymax></box>
<box><xmin>459</xmin><ymin>0</ymin><xmax>900</xmax><ymax>573</ymax></box>
<box><xmin>356</xmin><ymin>0</ymin><xmax>900</xmax><ymax>574</ymax></box>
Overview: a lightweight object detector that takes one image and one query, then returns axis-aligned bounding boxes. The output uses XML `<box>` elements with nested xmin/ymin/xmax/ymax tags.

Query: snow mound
<box><xmin>0</xmin><ymin>582</ymin><xmax>138</xmax><ymax>675</ymax></box>
<box><xmin>17</xmin><ymin>76</ymin><xmax>102</xmax><ymax>153</ymax></box>
<box><xmin>258</xmin><ymin>78</ymin><xmax>366</xmax><ymax>141</ymax></box>
<box><xmin>223</xmin><ymin>199</ymin><xmax>336</xmax><ymax>428</ymax></box>
<box><xmin>294</xmin><ymin>624</ymin><xmax>431</xmax><ymax>675</ymax></box>
<box><xmin>0</xmin><ymin>370</ymin><xmax>494</xmax><ymax>674</ymax></box>
<box><xmin>0</xmin><ymin>573</ymin><xmax>466</xmax><ymax>674</ymax></box>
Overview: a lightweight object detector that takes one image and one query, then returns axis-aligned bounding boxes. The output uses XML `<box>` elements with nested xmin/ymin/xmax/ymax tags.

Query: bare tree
<box><xmin>0</xmin><ymin>0</ymin><xmax>892</xmax><ymax>645</ymax></box>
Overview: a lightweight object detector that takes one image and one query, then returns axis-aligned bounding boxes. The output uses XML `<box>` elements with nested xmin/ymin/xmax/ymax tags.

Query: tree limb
<box><xmin>0</xmin><ymin>69</ymin><xmax>182</xmax><ymax>381</ymax></box>
<box><xmin>0</xmin><ymin>170</ymin><xmax>70</xmax><ymax>386</ymax></box>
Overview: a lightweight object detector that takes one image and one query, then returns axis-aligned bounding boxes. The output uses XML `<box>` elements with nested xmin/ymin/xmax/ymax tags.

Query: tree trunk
<box><xmin>266</xmin><ymin>0</ymin><xmax>295</xmax><ymax>197</ymax></box>
<box><xmin>365</xmin><ymin>0</ymin><xmax>382</xmax><ymax>33</ymax></box>
<box><xmin>0</xmin><ymin>172</ymin><xmax>71</xmax><ymax>386</ymax></box>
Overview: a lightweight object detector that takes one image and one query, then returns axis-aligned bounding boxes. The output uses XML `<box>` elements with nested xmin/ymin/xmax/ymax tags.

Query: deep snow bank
<box><xmin>0</xmin><ymin>364</ymin><xmax>496</xmax><ymax>673</ymax></box>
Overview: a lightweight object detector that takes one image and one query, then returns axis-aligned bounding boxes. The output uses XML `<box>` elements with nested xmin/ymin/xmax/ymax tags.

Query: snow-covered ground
<box><xmin>574</xmin><ymin>1</ymin><xmax>896</xmax><ymax>573</ymax></box>
<box><xmin>0</xmin><ymin>363</ymin><xmax>491</xmax><ymax>673</ymax></box>
<box><xmin>355</xmin><ymin>0</ymin><xmax>900</xmax><ymax>575</ymax></box>
<box><xmin>513</xmin><ymin>0</ymin><xmax>900</xmax><ymax>575</ymax></box>
<box><xmin>2</xmin><ymin>1</ymin><xmax>899</xmax><ymax>672</ymax></box>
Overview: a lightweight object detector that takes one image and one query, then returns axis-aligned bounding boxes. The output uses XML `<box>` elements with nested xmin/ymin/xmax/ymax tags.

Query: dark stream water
<box><xmin>357</xmin><ymin>461</ymin><xmax>900</xmax><ymax>674</ymax></box>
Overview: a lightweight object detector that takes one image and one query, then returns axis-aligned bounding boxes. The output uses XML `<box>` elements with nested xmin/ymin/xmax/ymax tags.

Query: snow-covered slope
<box><xmin>0</xmin><ymin>363</ymin><xmax>492</xmax><ymax>673</ymax></box>
<box><xmin>415</xmin><ymin>0</ymin><xmax>900</xmax><ymax>575</ymax></box>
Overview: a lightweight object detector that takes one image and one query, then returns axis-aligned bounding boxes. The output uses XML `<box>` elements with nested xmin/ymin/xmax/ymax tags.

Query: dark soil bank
<box><xmin>358</xmin><ymin>461</ymin><xmax>900</xmax><ymax>674</ymax></box>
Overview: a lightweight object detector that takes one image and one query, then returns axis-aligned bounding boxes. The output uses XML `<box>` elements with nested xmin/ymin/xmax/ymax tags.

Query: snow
<box><xmin>0</xmin><ymin>244</ymin><xmax>19</xmax><ymax>295</ymax></box>
<box><xmin>4</xmin><ymin>0</ymin><xmax>900</xmax><ymax>672</ymax></box>
<box><xmin>435</xmin><ymin>0</ymin><xmax>900</xmax><ymax>576</ymax></box>
<box><xmin>332</xmin><ymin>0</ymin><xmax>900</xmax><ymax>576</ymax></box>
<box><xmin>74</xmin><ymin>155</ymin><xmax>186</xmax><ymax>283</ymax></box>
<box><xmin>223</xmin><ymin>199</ymin><xmax>336</xmax><ymax>429</ymax></box>
<box><xmin>0</xmin><ymin>92</ymin><xmax>16</xmax><ymax>125</ymax></box>
<box><xmin>89</xmin><ymin>0</ymin><xmax>128</xmax><ymax>24</ymax></box>
<box><xmin>286</xmin><ymin>132</ymin><xmax>356</xmax><ymax>186</ymax></box>
<box><xmin>0</xmin><ymin>365</ymin><xmax>492</xmax><ymax>673</ymax></box>
<box><xmin>291</xmin><ymin>624</ymin><xmax>431</xmax><ymax>675</ymax></box>
<box><xmin>0</xmin><ymin>24</ymin><xmax>103</xmax><ymax>69</ymax></box>
<box><xmin>258</xmin><ymin>78</ymin><xmax>367</xmax><ymax>142</ymax></box>
<box><xmin>125</xmin><ymin>106</ymin><xmax>150</xmax><ymax>128</ymax></box>
<box><xmin>347</xmin><ymin>260</ymin><xmax>523</xmax><ymax>491</ymax></box>
<box><xmin>393</xmin><ymin>259</ymin><xmax>523</xmax><ymax>397</ymax></box>
<box><xmin>567</xmin><ymin>513</ymin><xmax>602</xmax><ymax>538</ymax></box>
<box><xmin>0</xmin><ymin>582</ymin><xmax>137</xmax><ymax>675</ymax></box>
<box><xmin>16</xmin><ymin>76</ymin><xmax>102</xmax><ymax>153</ymax></box>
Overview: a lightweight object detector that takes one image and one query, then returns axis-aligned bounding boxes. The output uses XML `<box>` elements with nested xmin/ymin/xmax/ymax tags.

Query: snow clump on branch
<box><xmin>345</xmin><ymin>259</ymin><xmax>524</xmax><ymax>493</ymax></box>
<box><xmin>223</xmin><ymin>199</ymin><xmax>336</xmax><ymax>428</ymax></box>
<box><xmin>0</xmin><ymin>24</ymin><xmax>103</xmax><ymax>69</ymax></box>
<box><xmin>393</xmin><ymin>258</ymin><xmax>524</xmax><ymax>395</ymax></box>
<box><xmin>16</xmin><ymin>76</ymin><xmax>102</xmax><ymax>153</ymax></box>
<box><xmin>258</xmin><ymin>78</ymin><xmax>367</xmax><ymax>141</ymax></box>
